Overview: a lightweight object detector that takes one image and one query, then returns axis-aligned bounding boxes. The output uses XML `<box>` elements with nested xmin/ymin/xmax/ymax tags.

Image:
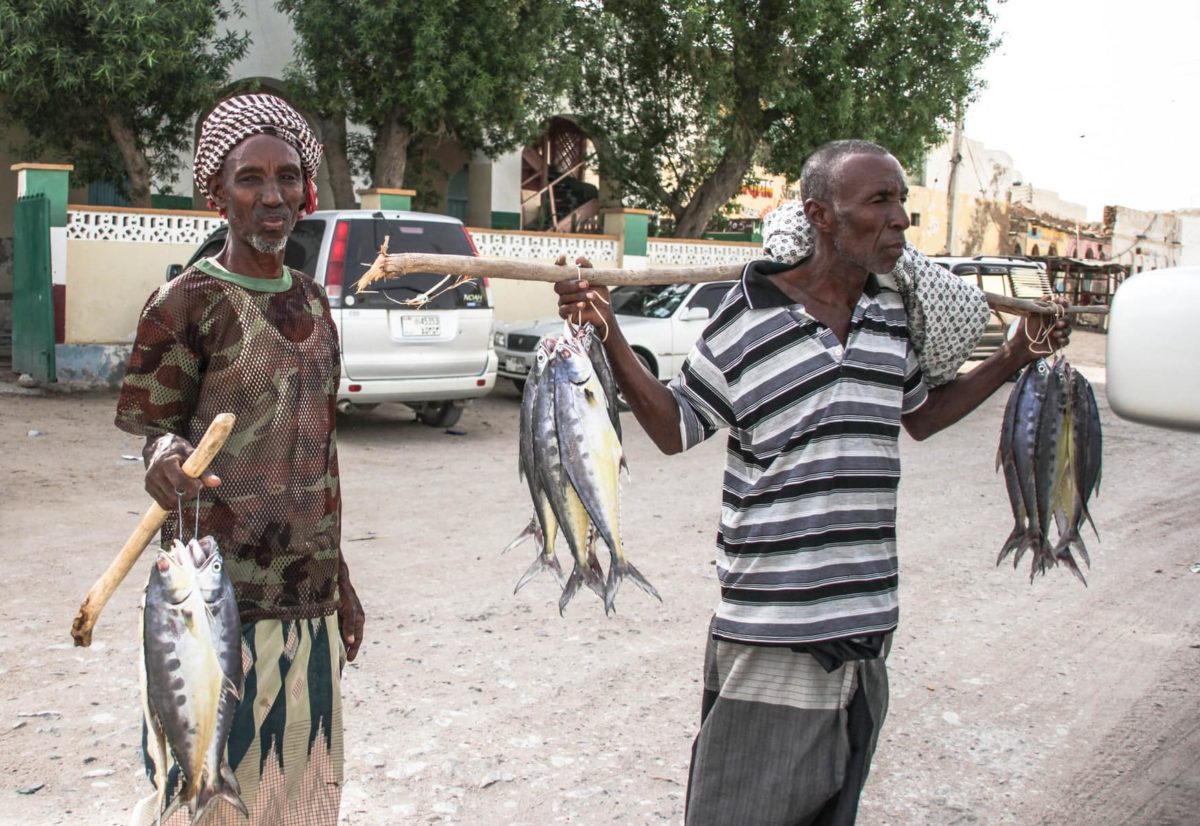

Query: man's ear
<box><xmin>803</xmin><ymin>198</ymin><xmax>833</xmax><ymax>234</ymax></box>
<box><xmin>208</xmin><ymin>174</ymin><xmax>226</xmax><ymax>212</ymax></box>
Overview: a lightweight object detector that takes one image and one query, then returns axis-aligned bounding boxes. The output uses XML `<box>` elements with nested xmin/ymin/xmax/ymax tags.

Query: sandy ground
<box><xmin>2</xmin><ymin>329</ymin><xmax>1199</xmax><ymax>825</ymax></box>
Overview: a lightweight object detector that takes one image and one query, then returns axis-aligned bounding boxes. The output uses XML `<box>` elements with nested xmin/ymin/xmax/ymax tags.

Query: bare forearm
<box><xmin>602</xmin><ymin>328</ymin><xmax>684</xmax><ymax>454</ymax></box>
<box><xmin>903</xmin><ymin>344</ymin><xmax>1029</xmax><ymax>440</ymax></box>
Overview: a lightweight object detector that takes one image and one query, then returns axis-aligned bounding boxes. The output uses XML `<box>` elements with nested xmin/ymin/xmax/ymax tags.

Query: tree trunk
<box><xmin>373</xmin><ymin>117</ymin><xmax>411</xmax><ymax>189</ymax></box>
<box><xmin>103</xmin><ymin>110</ymin><xmax>152</xmax><ymax>209</ymax></box>
<box><xmin>672</xmin><ymin>141</ymin><xmax>756</xmax><ymax>238</ymax></box>
<box><xmin>317</xmin><ymin>112</ymin><xmax>356</xmax><ymax>209</ymax></box>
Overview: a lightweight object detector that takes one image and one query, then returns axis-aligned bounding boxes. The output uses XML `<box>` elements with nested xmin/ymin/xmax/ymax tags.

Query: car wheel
<box><xmin>616</xmin><ymin>352</ymin><xmax>654</xmax><ymax>412</ymax></box>
<box><xmin>511</xmin><ymin>378</ymin><xmax>526</xmax><ymax>394</ymax></box>
<box><xmin>414</xmin><ymin>401</ymin><xmax>465</xmax><ymax>428</ymax></box>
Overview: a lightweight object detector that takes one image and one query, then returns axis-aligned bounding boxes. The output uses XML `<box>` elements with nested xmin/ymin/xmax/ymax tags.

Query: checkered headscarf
<box><xmin>193</xmin><ymin>93</ymin><xmax>323</xmax><ymax>214</ymax></box>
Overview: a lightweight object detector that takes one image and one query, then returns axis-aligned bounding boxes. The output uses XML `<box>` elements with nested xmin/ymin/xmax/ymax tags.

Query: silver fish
<box><xmin>542</xmin><ymin>340</ymin><xmax>607</xmax><ymax>612</ymax></box>
<box><xmin>553</xmin><ymin>334</ymin><xmax>659</xmax><ymax>614</ymax></box>
<box><xmin>142</xmin><ymin>537</ymin><xmax>246</xmax><ymax>823</ymax></box>
<box><xmin>997</xmin><ymin>357</ymin><xmax>1101</xmax><ymax>585</ymax></box>
<box><xmin>508</xmin><ymin>338</ymin><xmax>567</xmax><ymax>593</ymax></box>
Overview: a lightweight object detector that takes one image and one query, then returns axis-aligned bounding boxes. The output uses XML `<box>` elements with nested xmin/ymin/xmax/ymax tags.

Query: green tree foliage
<box><xmin>277</xmin><ymin>0</ymin><xmax>577</xmax><ymax>191</ymax></box>
<box><xmin>0</xmin><ymin>0</ymin><xmax>248</xmax><ymax>207</ymax></box>
<box><xmin>569</xmin><ymin>0</ymin><xmax>997</xmax><ymax>237</ymax></box>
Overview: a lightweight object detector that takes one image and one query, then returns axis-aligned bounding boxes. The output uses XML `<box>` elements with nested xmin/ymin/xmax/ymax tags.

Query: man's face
<box><xmin>211</xmin><ymin>134</ymin><xmax>304</xmax><ymax>255</ymax></box>
<box><xmin>826</xmin><ymin>152</ymin><xmax>911</xmax><ymax>275</ymax></box>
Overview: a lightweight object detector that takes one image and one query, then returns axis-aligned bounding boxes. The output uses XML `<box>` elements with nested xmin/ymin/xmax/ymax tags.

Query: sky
<box><xmin>963</xmin><ymin>0</ymin><xmax>1200</xmax><ymax>220</ymax></box>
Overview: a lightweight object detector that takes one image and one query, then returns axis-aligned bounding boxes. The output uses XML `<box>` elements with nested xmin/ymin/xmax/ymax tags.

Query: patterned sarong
<box><xmin>131</xmin><ymin>614</ymin><xmax>344</xmax><ymax>826</ymax></box>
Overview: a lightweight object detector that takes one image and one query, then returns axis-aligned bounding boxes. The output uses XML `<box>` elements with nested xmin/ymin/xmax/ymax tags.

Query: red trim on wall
<box><xmin>53</xmin><ymin>284</ymin><xmax>65</xmax><ymax>344</ymax></box>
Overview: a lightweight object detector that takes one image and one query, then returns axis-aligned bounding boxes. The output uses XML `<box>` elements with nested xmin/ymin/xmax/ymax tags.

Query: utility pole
<box><xmin>943</xmin><ymin>103</ymin><xmax>964</xmax><ymax>256</ymax></box>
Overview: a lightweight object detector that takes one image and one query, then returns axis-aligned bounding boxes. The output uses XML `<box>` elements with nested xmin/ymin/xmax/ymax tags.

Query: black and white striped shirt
<box><xmin>669</xmin><ymin>260</ymin><xmax>928</xmax><ymax>645</ymax></box>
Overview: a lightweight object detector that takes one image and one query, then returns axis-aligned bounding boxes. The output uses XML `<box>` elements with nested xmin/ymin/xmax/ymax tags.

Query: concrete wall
<box><xmin>1106</xmin><ymin>205</ymin><xmax>1182</xmax><ymax>273</ymax></box>
<box><xmin>64</xmin><ymin>239</ymin><xmax>188</xmax><ymax>343</ymax></box>
<box><xmin>903</xmin><ymin>186</ymin><xmax>1009</xmax><ymax>257</ymax></box>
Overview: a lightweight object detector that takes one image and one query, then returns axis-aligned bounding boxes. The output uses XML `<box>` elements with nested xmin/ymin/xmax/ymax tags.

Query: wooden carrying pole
<box><xmin>357</xmin><ymin>251</ymin><xmax>1109</xmax><ymax>316</ymax></box>
<box><xmin>70</xmin><ymin>413</ymin><xmax>236</xmax><ymax>647</ymax></box>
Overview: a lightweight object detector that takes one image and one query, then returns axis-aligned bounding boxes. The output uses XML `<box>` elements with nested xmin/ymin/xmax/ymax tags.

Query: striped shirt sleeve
<box><xmin>668</xmin><ymin>339</ymin><xmax>735</xmax><ymax>450</ymax></box>
<box><xmin>901</xmin><ymin>336</ymin><xmax>929</xmax><ymax>414</ymax></box>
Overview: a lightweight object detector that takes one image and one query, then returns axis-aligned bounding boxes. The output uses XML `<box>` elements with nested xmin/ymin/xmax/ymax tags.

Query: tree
<box><xmin>277</xmin><ymin>0</ymin><xmax>577</xmax><ymax>191</ymax></box>
<box><xmin>0</xmin><ymin>0</ymin><xmax>248</xmax><ymax>207</ymax></box>
<box><xmin>569</xmin><ymin>0</ymin><xmax>997</xmax><ymax>237</ymax></box>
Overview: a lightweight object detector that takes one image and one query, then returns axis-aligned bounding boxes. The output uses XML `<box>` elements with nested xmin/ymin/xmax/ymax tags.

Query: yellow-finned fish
<box><xmin>553</xmin><ymin>333</ymin><xmax>659</xmax><ymax>614</ymax></box>
<box><xmin>141</xmin><ymin>537</ymin><xmax>246</xmax><ymax>823</ymax></box>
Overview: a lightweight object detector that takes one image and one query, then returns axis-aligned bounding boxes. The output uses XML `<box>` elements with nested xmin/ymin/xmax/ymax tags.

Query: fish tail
<box><xmin>604</xmin><ymin>560</ymin><xmax>662</xmax><ymax>615</ymax></box>
<box><xmin>558</xmin><ymin>566</ymin><xmax>583</xmax><ymax>615</ymax></box>
<box><xmin>996</xmin><ymin>524</ymin><xmax>1025</xmax><ymax>566</ymax></box>
<box><xmin>513</xmin><ymin>547</ymin><xmax>565</xmax><ymax>594</ymax></box>
<box><xmin>502</xmin><ymin>518</ymin><xmax>539</xmax><ymax>555</ymax></box>
<box><xmin>583</xmin><ymin>528</ymin><xmax>607</xmax><ymax>600</ymax></box>
<box><xmin>1056</xmin><ymin>547</ymin><xmax>1089</xmax><ymax>587</ymax></box>
<box><xmin>192</xmin><ymin>762</ymin><xmax>247</xmax><ymax>823</ymax></box>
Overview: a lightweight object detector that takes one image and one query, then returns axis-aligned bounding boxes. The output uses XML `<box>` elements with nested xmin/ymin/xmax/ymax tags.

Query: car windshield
<box><xmin>610</xmin><ymin>284</ymin><xmax>692</xmax><ymax>319</ymax></box>
<box><xmin>344</xmin><ymin>218</ymin><xmax>486</xmax><ymax>309</ymax></box>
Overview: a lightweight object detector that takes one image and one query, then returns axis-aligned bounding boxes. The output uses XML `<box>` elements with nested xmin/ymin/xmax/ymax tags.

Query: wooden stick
<box><xmin>356</xmin><ymin>250</ymin><xmax>1109</xmax><ymax>315</ymax></box>
<box><xmin>70</xmin><ymin>413</ymin><xmax>236</xmax><ymax>647</ymax></box>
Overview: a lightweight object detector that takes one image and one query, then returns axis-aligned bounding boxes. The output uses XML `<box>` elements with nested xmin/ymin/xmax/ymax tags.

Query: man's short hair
<box><xmin>801</xmin><ymin>140</ymin><xmax>893</xmax><ymax>203</ymax></box>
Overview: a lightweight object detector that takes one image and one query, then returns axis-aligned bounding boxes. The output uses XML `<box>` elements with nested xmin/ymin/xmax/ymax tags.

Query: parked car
<box><xmin>493</xmin><ymin>280</ymin><xmax>737</xmax><ymax>405</ymax></box>
<box><xmin>930</xmin><ymin>255</ymin><xmax>1054</xmax><ymax>359</ymax></box>
<box><xmin>169</xmin><ymin>210</ymin><xmax>497</xmax><ymax>427</ymax></box>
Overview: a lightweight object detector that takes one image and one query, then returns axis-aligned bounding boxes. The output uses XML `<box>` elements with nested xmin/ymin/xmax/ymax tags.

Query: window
<box><xmin>688</xmin><ymin>283</ymin><xmax>735</xmax><ymax>316</ymax></box>
<box><xmin>909</xmin><ymin>212</ymin><xmax>921</xmax><ymax>227</ymax></box>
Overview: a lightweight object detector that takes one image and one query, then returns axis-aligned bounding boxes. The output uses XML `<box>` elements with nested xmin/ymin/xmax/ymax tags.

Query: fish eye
<box><xmin>212</xmin><ymin>561</ymin><xmax>221</xmax><ymax>573</ymax></box>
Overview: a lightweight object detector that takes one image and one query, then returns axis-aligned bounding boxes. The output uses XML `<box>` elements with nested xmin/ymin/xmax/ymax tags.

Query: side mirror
<box><xmin>1106</xmin><ymin>266</ymin><xmax>1200</xmax><ymax>432</ymax></box>
<box><xmin>681</xmin><ymin>306</ymin><xmax>711</xmax><ymax>322</ymax></box>
<box><xmin>165</xmin><ymin>263</ymin><xmax>184</xmax><ymax>281</ymax></box>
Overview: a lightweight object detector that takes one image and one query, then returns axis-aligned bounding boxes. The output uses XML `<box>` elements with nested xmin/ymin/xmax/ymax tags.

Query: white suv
<box><xmin>173</xmin><ymin>210</ymin><xmax>497</xmax><ymax>427</ymax></box>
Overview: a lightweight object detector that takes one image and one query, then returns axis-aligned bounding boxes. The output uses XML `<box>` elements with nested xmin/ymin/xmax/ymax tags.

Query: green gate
<box><xmin>12</xmin><ymin>193</ymin><xmax>55</xmax><ymax>382</ymax></box>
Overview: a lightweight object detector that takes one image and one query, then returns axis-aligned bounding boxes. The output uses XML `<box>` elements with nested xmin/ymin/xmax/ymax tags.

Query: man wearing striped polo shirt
<box><xmin>555</xmin><ymin>139</ymin><xmax>1071</xmax><ymax>824</ymax></box>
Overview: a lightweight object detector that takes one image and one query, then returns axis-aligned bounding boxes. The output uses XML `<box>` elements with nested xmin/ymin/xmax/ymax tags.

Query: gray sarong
<box><xmin>685</xmin><ymin>626</ymin><xmax>889</xmax><ymax>826</ymax></box>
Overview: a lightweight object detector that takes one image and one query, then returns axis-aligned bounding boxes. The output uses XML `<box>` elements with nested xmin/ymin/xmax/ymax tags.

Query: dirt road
<box><xmin>2</xmin><ymin>330</ymin><xmax>1198</xmax><ymax>825</ymax></box>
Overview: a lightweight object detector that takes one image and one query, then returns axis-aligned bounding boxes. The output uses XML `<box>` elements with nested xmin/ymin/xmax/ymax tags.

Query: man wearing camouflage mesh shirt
<box><xmin>118</xmin><ymin>94</ymin><xmax>363</xmax><ymax>825</ymax></box>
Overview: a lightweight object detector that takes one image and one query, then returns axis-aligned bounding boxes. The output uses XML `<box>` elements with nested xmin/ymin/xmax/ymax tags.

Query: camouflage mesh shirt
<box><xmin>116</xmin><ymin>257</ymin><xmax>342</xmax><ymax>622</ymax></box>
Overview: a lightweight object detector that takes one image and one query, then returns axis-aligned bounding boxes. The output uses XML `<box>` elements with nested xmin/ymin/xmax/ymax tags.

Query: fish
<box><xmin>141</xmin><ymin>537</ymin><xmax>246</xmax><ymax>823</ymax></box>
<box><xmin>553</xmin><ymin>333</ymin><xmax>659</xmax><ymax>614</ymax></box>
<box><xmin>996</xmin><ymin>356</ymin><xmax>1102</xmax><ymax>584</ymax></box>
<box><xmin>1008</xmin><ymin>359</ymin><xmax>1051</xmax><ymax>571</ymax></box>
<box><xmin>541</xmin><ymin>340</ymin><xmax>607</xmax><ymax>612</ymax></box>
<box><xmin>506</xmin><ymin>322</ymin><xmax>660</xmax><ymax>613</ymax></box>
<box><xmin>508</xmin><ymin>338</ymin><xmax>567</xmax><ymax>593</ymax></box>
<box><xmin>996</xmin><ymin>366</ymin><xmax>1031</xmax><ymax>565</ymax></box>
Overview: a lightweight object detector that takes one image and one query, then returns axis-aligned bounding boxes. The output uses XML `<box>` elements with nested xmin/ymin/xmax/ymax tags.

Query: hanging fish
<box><xmin>141</xmin><ymin>537</ymin><xmax>246</xmax><ymax>823</ymax></box>
<box><xmin>996</xmin><ymin>357</ymin><xmax>1102</xmax><ymax>583</ymax></box>
<box><xmin>506</xmin><ymin>323</ymin><xmax>660</xmax><ymax>614</ymax></box>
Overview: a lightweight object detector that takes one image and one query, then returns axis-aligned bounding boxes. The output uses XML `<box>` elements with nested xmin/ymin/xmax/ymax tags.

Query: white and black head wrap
<box><xmin>193</xmin><ymin>93</ymin><xmax>323</xmax><ymax>214</ymax></box>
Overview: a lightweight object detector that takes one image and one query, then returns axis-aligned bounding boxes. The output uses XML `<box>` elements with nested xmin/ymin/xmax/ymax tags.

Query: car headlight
<box><xmin>493</xmin><ymin>331</ymin><xmax>506</xmax><ymax>348</ymax></box>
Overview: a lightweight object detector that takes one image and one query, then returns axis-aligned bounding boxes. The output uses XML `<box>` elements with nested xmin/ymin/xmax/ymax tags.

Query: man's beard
<box><xmin>249</xmin><ymin>233</ymin><xmax>288</xmax><ymax>255</ymax></box>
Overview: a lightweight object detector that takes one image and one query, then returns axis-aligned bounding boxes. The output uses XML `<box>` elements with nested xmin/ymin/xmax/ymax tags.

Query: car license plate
<box><xmin>401</xmin><ymin>315</ymin><xmax>440</xmax><ymax>337</ymax></box>
<box><xmin>505</xmin><ymin>358</ymin><xmax>528</xmax><ymax>375</ymax></box>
